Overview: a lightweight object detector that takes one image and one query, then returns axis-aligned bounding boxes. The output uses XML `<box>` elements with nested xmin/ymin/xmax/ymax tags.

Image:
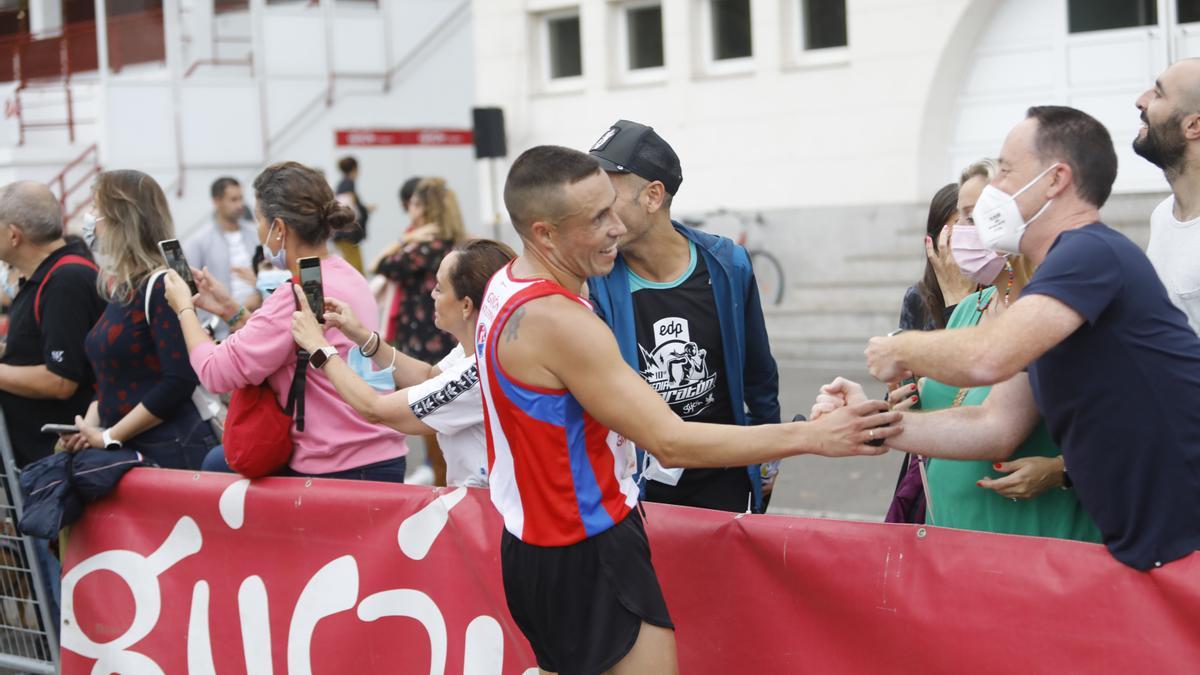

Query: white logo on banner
<box><xmin>61</xmin><ymin>482</ymin><xmax>511</xmax><ymax>674</ymax></box>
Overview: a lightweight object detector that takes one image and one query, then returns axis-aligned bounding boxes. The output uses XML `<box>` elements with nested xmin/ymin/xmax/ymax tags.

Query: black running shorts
<box><xmin>500</xmin><ymin>509</ymin><xmax>674</xmax><ymax>674</ymax></box>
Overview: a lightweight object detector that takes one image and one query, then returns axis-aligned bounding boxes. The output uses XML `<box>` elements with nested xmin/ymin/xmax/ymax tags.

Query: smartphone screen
<box><xmin>158</xmin><ymin>239</ymin><xmax>199</xmax><ymax>295</ymax></box>
<box><xmin>298</xmin><ymin>257</ymin><xmax>324</xmax><ymax>323</ymax></box>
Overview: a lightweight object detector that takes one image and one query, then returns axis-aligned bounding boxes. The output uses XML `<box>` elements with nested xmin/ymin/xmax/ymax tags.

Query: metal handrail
<box><xmin>47</xmin><ymin>144</ymin><xmax>100</xmax><ymax>223</ymax></box>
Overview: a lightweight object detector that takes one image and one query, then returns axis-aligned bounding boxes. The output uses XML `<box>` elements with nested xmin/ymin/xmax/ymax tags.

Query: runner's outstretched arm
<box><xmin>498</xmin><ymin>295</ymin><xmax>902</xmax><ymax>468</ymax></box>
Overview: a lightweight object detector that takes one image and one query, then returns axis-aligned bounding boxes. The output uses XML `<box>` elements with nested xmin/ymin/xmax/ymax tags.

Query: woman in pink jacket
<box><xmin>164</xmin><ymin>161</ymin><xmax>408</xmax><ymax>481</ymax></box>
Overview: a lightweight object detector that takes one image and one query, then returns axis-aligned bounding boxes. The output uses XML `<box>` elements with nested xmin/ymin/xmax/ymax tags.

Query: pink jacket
<box><xmin>190</xmin><ymin>255</ymin><xmax>407</xmax><ymax>474</ymax></box>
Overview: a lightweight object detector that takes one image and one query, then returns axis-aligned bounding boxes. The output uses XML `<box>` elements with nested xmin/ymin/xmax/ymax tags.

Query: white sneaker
<box><xmin>408</xmin><ymin>464</ymin><xmax>435</xmax><ymax>486</ymax></box>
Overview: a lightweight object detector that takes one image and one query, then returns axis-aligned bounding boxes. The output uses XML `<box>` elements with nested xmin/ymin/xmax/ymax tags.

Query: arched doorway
<box><xmin>919</xmin><ymin>0</ymin><xmax>1195</xmax><ymax>198</ymax></box>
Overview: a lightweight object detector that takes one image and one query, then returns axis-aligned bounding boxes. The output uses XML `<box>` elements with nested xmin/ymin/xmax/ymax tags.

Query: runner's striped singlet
<box><xmin>476</xmin><ymin>263</ymin><xmax>639</xmax><ymax>546</ymax></box>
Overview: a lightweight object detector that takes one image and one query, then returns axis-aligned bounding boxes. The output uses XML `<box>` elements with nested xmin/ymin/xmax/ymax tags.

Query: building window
<box><xmin>626</xmin><ymin>3</ymin><xmax>665</xmax><ymax>70</ymax></box>
<box><xmin>545</xmin><ymin>11</ymin><xmax>583</xmax><ymax>80</ymax></box>
<box><xmin>1180</xmin><ymin>0</ymin><xmax>1200</xmax><ymax>24</ymax></box>
<box><xmin>1067</xmin><ymin>0</ymin><xmax>1156</xmax><ymax>33</ymax></box>
<box><xmin>801</xmin><ymin>0</ymin><xmax>847</xmax><ymax>50</ymax></box>
<box><xmin>711</xmin><ymin>0</ymin><xmax>752</xmax><ymax>61</ymax></box>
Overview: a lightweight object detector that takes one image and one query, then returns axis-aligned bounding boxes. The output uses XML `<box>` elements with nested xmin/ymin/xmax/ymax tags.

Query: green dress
<box><xmin>921</xmin><ymin>287</ymin><xmax>1101</xmax><ymax>542</ymax></box>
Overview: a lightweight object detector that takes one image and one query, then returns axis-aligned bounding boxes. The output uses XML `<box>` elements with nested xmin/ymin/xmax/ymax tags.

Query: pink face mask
<box><xmin>950</xmin><ymin>222</ymin><xmax>1007</xmax><ymax>285</ymax></box>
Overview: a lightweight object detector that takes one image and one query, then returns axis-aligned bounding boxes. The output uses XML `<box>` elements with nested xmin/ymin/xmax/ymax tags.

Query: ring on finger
<box><xmin>868</xmin><ymin>429</ymin><xmax>875</xmax><ymax>441</ymax></box>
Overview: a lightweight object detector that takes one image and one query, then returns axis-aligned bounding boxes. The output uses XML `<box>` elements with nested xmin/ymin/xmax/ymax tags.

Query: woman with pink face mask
<box><xmin>884</xmin><ymin>159</ymin><xmax>1099</xmax><ymax>541</ymax></box>
<box><xmin>886</xmin><ymin>182</ymin><xmax>974</xmax><ymax>524</ymax></box>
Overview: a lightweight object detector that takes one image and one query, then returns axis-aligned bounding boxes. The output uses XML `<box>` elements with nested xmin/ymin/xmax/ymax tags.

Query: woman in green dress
<box><xmin>816</xmin><ymin>159</ymin><xmax>1099</xmax><ymax>542</ymax></box>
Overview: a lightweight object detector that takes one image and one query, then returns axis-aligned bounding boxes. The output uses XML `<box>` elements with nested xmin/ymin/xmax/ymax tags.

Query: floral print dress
<box><xmin>376</xmin><ymin>238</ymin><xmax>455</xmax><ymax>363</ymax></box>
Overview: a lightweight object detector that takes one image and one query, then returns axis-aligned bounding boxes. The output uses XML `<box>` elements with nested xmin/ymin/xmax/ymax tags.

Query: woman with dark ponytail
<box><xmin>163</xmin><ymin>161</ymin><xmax>410</xmax><ymax>482</ymax></box>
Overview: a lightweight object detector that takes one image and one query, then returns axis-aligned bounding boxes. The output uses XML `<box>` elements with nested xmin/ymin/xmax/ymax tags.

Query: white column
<box><xmin>379</xmin><ymin>0</ymin><xmax>394</xmax><ymax>90</ymax></box>
<box><xmin>320</xmin><ymin>0</ymin><xmax>335</xmax><ymax>105</ymax></box>
<box><xmin>189</xmin><ymin>0</ymin><xmax>216</xmax><ymax>64</ymax></box>
<box><xmin>163</xmin><ymin>0</ymin><xmax>186</xmax><ymax>195</ymax></box>
<box><xmin>250</xmin><ymin>0</ymin><xmax>269</xmax><ymax>159</ymax></box>
<box><xmin>94</xmin><ymin>0</ymin><xmax>110</xmax><ymax>163</ymax></box>
<box><xmin>28</xmin><ymin>0</ymin><xmax>63</xmax><ymax>34</ymax></box>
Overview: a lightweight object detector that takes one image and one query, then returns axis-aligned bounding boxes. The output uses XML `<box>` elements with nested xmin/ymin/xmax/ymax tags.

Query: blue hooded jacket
<box><xmin>587</xmin><ymin>221</ymin><xmax>781</xmax><ymax>512</ymax></box>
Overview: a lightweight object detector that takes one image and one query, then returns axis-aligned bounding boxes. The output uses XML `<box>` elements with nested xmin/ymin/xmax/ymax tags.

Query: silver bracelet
<box><xmin>360</xmin><ymin>331</ymin><xmax>382</xmax><ymax>358</ymax></box>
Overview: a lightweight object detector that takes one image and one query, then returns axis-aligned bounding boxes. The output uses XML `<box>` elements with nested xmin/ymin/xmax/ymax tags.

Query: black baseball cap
<box><xmin>589</xmin><ymin>120</ymin><xmax>683</xmax><ymax>195</ymax></box>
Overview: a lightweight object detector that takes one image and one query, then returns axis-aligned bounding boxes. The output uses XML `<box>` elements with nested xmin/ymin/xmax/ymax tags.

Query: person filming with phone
<box><xmin>289</xmin><ymin>238</ymin><xmax>517</xmax><ymax>488</ymax></box>
<box><xmin>163</xmin><ymin>161</ymin><xmax>409</xmax><ymax>483</ymax></box>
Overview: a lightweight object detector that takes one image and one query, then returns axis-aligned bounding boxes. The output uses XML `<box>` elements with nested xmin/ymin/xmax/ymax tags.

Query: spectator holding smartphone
<box><xmin>164</xmin><ymin>161</ymin><xmax>409</xmax><ymax>482</ymax></box>
<box><xmin>289</xmin><ymin>238</ymin><xmax>517</xmax><ymax>488</ymax></box>
<box><xmin>63</xmin><ymin>171</ymin><xmax>216</xmax><ymax>470</ymax></box>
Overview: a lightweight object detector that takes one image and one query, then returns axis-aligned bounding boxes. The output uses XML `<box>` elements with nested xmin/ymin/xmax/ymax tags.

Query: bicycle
<box><xmin>680</xmin><ymin>209</ymin><xmax>786</xmax><ymax>306</ymax></box>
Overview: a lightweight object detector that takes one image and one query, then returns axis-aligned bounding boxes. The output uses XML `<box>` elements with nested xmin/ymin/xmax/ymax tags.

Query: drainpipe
<box><xmin>163</xmin><ymin>0</ymin><xmax>186</xmax><ymax>197</ymax></box>
<box><xmin>250</xmin><ymin>0</ymin><xmax>269</xmax><ymax>160</ymax></box>
<box><xmin>94</xmin><ymin>0</ymin><xmax>109</xmax><ymax>165</ymax></box>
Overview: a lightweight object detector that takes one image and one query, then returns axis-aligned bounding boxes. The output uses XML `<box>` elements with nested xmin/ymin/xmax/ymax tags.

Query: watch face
<box><xmin>311</xmin><ymin>349</ymin><xmax>327</xmax><ymax>369</ymax></box>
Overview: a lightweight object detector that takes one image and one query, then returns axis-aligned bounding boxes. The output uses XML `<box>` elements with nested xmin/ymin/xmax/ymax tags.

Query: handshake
<box><xmin>801</xmin><ymin>378</ymin><xmax>903</xmax><ymax>457</ymax></box>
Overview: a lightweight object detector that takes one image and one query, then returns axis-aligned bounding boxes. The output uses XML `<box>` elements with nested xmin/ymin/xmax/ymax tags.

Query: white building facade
<box><xmin>1</xmin><ymin>0</ymin><xmax>480</xmax><ymax>265</ymax></box>
<box><xmin>472</xmin><ymin>0</ymin><xmax>1197</xmax><ymax>360</ymax></box>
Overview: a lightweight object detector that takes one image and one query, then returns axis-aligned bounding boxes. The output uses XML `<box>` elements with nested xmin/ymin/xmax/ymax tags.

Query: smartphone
<box><xmin>158</xmin><ymin>239</ymin><xmax>199</xmax><ymax>295</ymax></box>
<box><xmin>41</xmin><ymin>423</ymin><xmax>79</xmax><ymax>435</ymax></box>
<box><xmin>298</xmin><ymin>256</ymin><xmax>325</xmax><ymax>323</ymax></box>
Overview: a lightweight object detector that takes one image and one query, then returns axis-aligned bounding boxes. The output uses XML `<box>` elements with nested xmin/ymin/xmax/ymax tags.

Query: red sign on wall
<box><xmin>335</xmin><ymin>128</ymin><xmax>474</xmax><ymax>147</ymax></box>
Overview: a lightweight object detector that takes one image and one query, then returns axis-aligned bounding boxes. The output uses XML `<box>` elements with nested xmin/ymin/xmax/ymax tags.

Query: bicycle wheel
<box><xmin>749</xmin><ymin>250</ymin><xmax>785</xmax><ymax>306</ymax></box>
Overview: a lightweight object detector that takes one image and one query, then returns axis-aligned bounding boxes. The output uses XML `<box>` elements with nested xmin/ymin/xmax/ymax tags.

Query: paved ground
<box><xmin>407</xmin><ymin>361</ymin><xmax>902</xmax><ymax>522</ymax></box>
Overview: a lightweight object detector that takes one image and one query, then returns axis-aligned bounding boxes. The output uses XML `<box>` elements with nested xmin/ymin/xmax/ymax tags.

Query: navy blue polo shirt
<box><xmin>1023</xmin><ymin>223</ymin><xmax>1200</xmax><ymax>570</ymax></box>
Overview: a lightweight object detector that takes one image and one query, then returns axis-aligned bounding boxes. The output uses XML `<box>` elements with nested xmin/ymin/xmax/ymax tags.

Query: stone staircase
<box><xmin>764</xmin><ymin>191</ymin><xmax>1165</xmax><ymax>367</ymax></box>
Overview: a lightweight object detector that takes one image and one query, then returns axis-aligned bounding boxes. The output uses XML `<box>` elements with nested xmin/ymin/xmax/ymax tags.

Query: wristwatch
<box><xmin>309</xmin><ymin>345</ymin><xmax>339</xmax><ymax>369</ymax></box>
<box><xmin>102</xmin><ymin>428</ymin><xmax>123</xmax><ymax>450</ymax></box>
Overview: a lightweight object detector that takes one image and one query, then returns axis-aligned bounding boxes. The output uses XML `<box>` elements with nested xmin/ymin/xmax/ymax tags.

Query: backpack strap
<box><xmin>281</xmin><ymin>281</ymin><xmax>309</xmax><ymax>431</ymax></box>
<box><xmin>34</xmin><ymin>254</ymin><xmax>98</xmax><ymax>325</ymax></box>
<box><xmin>143</xmin><ymin>269</ymin><xmax>169</xmax><ymax>321</ymax></box>
<box><xmin>286</xmin><ymin>349</ymin><xmax>309</xmax><ymax>432</ymax></box>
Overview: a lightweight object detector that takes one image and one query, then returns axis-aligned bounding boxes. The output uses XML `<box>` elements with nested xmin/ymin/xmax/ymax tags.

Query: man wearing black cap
<box><xmin>587</xmin><ymin>120</ymin><xmax>782</xmax><ymax>513</ymax></box>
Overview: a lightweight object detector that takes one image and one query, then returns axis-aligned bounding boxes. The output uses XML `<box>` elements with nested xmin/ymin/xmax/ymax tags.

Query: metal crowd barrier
<box><xmin>0</xmin><ymin>409</ymin><xmax>59</xmax><ymax>674</ymax></box>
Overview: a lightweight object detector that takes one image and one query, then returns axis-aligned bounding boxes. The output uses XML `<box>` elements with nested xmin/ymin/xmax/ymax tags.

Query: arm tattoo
<box><xmin>503</xmin><ymin>307</ymin><xmax>526</xmax><ymax>343</ymax></box>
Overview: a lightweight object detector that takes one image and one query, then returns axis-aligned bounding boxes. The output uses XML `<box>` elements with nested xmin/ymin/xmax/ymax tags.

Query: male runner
<box><xmin>476</xmin><ymin>145</ymin><xmax>901</xmax><ymax>674</ymax></box>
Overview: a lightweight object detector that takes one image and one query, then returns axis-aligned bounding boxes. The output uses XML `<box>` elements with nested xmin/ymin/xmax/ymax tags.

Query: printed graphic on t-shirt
<box><xmin>411</xmin><ymin>364</ymin><xmax>479</xmax><ymax>419</ymax></box>
<box><xmin>638</xmin><ymin>317</ymin><xmax>718</xmax><ymax>418</ymax></box>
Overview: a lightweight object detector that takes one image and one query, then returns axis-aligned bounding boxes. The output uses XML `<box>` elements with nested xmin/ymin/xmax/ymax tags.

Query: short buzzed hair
<box><xmin>0</xmin><ymin>181</ymin><xmax>63</xmax><ymax>245</ymax></box>
<box><xmin>504</xmin><ymin>145</ymin><xmax>601</xmax><ymax>234</ymax></box>
<box><xmin>1025</xmin><ymin>106</ymin><xmax>1118</xmax><ymax>208</ymax></box>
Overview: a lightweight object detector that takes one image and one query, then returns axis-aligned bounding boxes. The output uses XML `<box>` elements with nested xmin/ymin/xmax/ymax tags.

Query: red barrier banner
<box><xmin>334</xmin><ymin>129</ymin><xmax>474</xmax><ymax>147</ymax></box>
<box><xmin>61</xmin><ymin>469</ymin><xmax>1200</xmax><ymax>674</ymax></box>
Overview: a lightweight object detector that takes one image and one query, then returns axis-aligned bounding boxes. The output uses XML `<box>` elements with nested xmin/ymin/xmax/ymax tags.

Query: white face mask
<box><xmin>82</xmin><ymin>212</ymin><xmax>102</xmax><ymax>251</ymax></box>
<box><xmin>973</xmin><ymin>163</ymin><xmax>1059</xmax><ymax>255</ymax></box>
